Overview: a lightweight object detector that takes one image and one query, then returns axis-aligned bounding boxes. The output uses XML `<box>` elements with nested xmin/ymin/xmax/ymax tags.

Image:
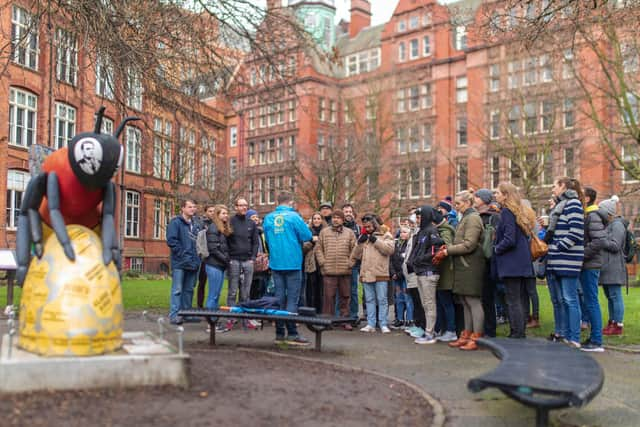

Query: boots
<box><xmin>606</xmin><ymin>322</ymin><xmax>623</xmax><ymax>336</ymax></box>
<box><xmin>526</xmin><ymin>315</ymin><xmax>540</xmax><ymax>329</ymax></box>
<box><xmin>449</xmin><ymin>330</ymin><xmax>471</xmax><ymax>348</ymax></box>
<box><xmin>602</xmin><ymin>320</ymin><xmax>614</xmax><ymax>335</ymax></box>
<box><xmin>460</xmin><ymin>332</ymin><xmax>483</xmax><ymax>351</ymax></box>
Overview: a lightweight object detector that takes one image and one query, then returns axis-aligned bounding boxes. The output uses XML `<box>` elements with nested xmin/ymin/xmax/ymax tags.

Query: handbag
<box><xmin>530</xmin><ymin>235</ymin><xmax>548</xmax><ymax>260</ymax></box>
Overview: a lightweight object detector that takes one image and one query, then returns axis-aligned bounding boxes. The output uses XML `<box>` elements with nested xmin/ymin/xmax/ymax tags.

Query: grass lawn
<box><xmin>2</xmin><ymin>279</ymin><xmax>638</xmax><ymax>345</ymax></box>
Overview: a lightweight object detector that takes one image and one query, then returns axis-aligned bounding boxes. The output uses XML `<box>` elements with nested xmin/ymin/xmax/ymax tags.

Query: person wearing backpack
<box><xmin>474</xmin><ymin>188</ymin><xmax>501</xmax><ymax>338</ymax></box>
<box><xmin>493</xmin><ymin>183</ymin><xmax>535</xmax><ymax>339</ymax></box>
<box><xmin>598</xmin><ymin>197</ymin><xmax>627</xmax><ymax>336</ymax></box>
<box><xmin>203</xmin><ymin>205</ymin><xmax>232</xmax><ymax>317</ymax></box>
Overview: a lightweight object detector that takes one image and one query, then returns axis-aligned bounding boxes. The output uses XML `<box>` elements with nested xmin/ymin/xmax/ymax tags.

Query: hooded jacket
<box><xmin>547</xmin><ymin>190</ymin><xmax>584</xmax><ymax>277</ymax></box>
<box><xmin>582</xmin><ymin>204</ymin><xmax>609</xmax><ymax>270</ymax></box>
<box><xmin>406</xmin><ymin>206</ymin><xmax>444</xmax><ymax>275</ymax></box>
<box><xmin>204</xmin><ymin>222</ymin><xmax>230</xmax><ymax>270</ymax></box>
<box><xmin>166</xmin><ymin>215</ymin><xmax>201</xmax><ymax>270</ymax></box>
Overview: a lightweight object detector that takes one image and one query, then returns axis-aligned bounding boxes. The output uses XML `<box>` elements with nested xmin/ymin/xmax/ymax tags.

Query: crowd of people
<box><xmin>165</xmin><ymin>177</ymin><xmax>630</xmax><ymax>351</ymax></box>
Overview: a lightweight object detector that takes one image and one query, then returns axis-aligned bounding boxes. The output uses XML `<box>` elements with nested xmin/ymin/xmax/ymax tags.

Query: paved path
<box><xmin>2</xmin><ymin>312</ymin><xmax>639</xmax><ymax>426</ymax></box>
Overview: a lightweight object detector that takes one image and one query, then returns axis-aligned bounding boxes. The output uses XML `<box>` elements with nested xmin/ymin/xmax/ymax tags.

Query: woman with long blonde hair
<box><xmin>493</xmin><ymin>183</ymin><xmax>534</xmax><ymax>338</ymax></box>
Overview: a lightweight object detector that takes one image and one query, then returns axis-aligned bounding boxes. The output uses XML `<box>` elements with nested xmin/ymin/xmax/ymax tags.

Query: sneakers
<box><xmin>286</xmin><ymin>336</ymin><xmax>310</xmax><ymax>346</ymax></box>
<box><xmin>526</xmin><ymin>316</ymin><xmax>540</xmax><ymax>329</ymax></box>
<box><xmin>567</xmin><ymin>340</ymin><xmax>581</xmax><ymax>349</ymax></box>
<box><xmin>415</xmin><ymin>334</ymin><xmax>437</xmax><ymax>345</ymax></box>
<box><xmin>436</xmin><ymin>331</ymin><xmax>458</xmax><ymax>342</ymax></box>
<box><xmin>216</xmin><ymin>324</ymin><xmax>230</xmax><ymax>333</ymax></box>
<box><xmin>225</xmin><ymin>320</ymin><xmax>235</xmax><ymax>331</ymax></box>
<box><xmin>581</xmin><ymin>341</ymin><xmax>605</xmax><ymax>353</ymax></box>
<box><xmin>603</xmin><ymin>322</ymin><xmax>623</xmax><ymax>336</ymax></box>
<box><xmin>547</xmin><ymin>333</ymin><xmax>564</xmax><ymax>342</ymax></box>
<box><xmin>381</xmin><ymin>326</ymin><xmax>391</xmax><ymax>334</ymax></box>
<box><xmin>360</xmin><ymin>325</ymin><xmax>376</xmax><ymax>333</ymax></box>
<box><xmin>391</xmin><ymin>319</ymin><xmax>404</xmax><ymax>329</ymax></box>
<box><xmin>169</xmin><ymin>317</ymin><xmax>184</xmax><ymax>325</ymax></box>
<box><xmin>343</xmin><ymin>323</ymin><xmax>353</xmax><ymax>331</ymax></box>
<box><xmin>409</xmin><ymin>327</ymin><xmax>425</xmax><ymax>338</ymax></box>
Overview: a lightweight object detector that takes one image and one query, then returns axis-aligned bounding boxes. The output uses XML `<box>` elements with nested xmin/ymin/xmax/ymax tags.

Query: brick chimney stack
<box><xmin>349</xmin><ymin>0</ymin><xmax>371</xmax><ymax>38</ymax></box>
<box><xmin>266</xmin><ymin>0</ymin><xmax>281</xmax><ymax>10</ymax></box>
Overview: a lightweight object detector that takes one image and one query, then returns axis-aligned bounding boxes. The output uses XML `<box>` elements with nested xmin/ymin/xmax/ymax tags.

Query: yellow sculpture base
<box><xmin>18</xmin><ymin>225</ymin><xmax>123</xmax><ymax>356</ymax></box>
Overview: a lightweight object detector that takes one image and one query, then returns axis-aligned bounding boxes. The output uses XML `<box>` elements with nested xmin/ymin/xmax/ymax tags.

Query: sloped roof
<box><xmin>445</xmin><ymin>0</ymin><xmax>482</xmax><ymax>23</ymax></box>
<box><xmin>335</xmin><ymin>24</ymin><xmax>384</xmax><ymax>57</ymax></box>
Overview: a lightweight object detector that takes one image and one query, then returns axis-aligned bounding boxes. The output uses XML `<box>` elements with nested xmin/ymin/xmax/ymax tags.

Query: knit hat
<box><xmin>599</xmin><ymin>196</ymin><xmax>618</xmax><ymax>216</ymax></box>
<box><xmin>319</xmin><ymin>201</ymin><xmax>332</xmax><ymax>209</ymax></box>
<box><xmin>438</xmin><ymin>200</ymin><xmax>453</xmax><ymax>212</ymax></box>
<box><xmin>475</xmin><ymin>188</ymin><xmax>493</xmax><ymax>205</ymax></box>
<box><xmin>246</xmin><ymin>209</ymin><xmax>258</xmax><ymax>218</ymax></box>
<box><xmin>331</xmin><ymin>209</ymin><xmax>345</xmax><ymax>220</ymax></box>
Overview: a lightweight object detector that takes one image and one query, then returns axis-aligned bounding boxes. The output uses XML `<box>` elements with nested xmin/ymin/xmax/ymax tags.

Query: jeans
<box><xmin>394</xmin><ymin>277</ymin><xmax>413</xmax><ymax>322</ymax></box>
<box><xmin>205</xmin><ymin>264</ymin><xmax>225</xmax><ymax>311</ymax></box>
<box><xmin>273</xmin><ymin>270</ymin><xmax>302</xmax><ymax>337</ymax></box>
<box><xmin>546</xmin><ymin>273</ymin><xmax>566</xmax><ymax>336</ymax></box>
<box><xmin>503</xmin><ymin>277</ymin><xmax>527</xmax><ymax>338</ymax></box>
<box><xmin>435</xmin><ymin>290</ymin><xmax>456</xmax><ymax>333</ymax></box>
<box><xmin>580</xmin><ymin>269</ymin><xmax>603</xmax><ymax>345</ymax></box>
<box><xmin>549</xmin><ymin>272</ymin><xmax>581</xmax><ymax>343</ymax></box>
<box><xmin>603</xmin><ymin>284</ymin><xmax>625</xmax><ymax>323</ymax></box>
<box><xmin>227</xmin><ymin>260</ymin><xmax>254</xmax><ymax>306</ymax></box>
<box><xmin>169</xmin><ymin>268</ymin><xmax>199</xmax><ymax>320</ymax></box>
<box><xmin>363</xmin><ymin>281</ymin><xmax>388</xmax><ymax>328</ymax></box>
<box><xmin>577</xmin><ymin>279</ymin><xmax>589</xmax><ymax>323</ymax></box>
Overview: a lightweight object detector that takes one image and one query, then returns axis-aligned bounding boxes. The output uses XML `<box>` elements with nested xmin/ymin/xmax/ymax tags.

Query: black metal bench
<box><xmin>178</xmin><ymin>309</ymin><xmax>354</xmax><ymax>351</ymax></box>
<box><xmin>468</xmin><ymin>338</ymin><xmax>604</xmax><ymax>427</ymax></box>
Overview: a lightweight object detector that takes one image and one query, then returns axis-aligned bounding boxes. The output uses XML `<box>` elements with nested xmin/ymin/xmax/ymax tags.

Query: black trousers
<box><xmin>503</xmin><ymin>277</ymin><xmax>528</xmax><ymax>338</ymax></box>
<box><xmin>482</xmin><ymin>274</ymin><xmax>497</xmax><ymax>337</ymax></box>
<box><xmin>305</xmin><ymin>270</ymin><xmax>323</xmax><ymax>313</ymax></box>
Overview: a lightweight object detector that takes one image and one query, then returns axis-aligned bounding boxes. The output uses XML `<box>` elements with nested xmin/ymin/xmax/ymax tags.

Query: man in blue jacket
<box><xmin>166</xmin><ymin>199</ymin><xmax>201</xmax><ymax>324</ymax></box>
<box><xmin>263</xmin><ymin>191</ymin><xmax>313</xmax><ymax>345</ymax></box>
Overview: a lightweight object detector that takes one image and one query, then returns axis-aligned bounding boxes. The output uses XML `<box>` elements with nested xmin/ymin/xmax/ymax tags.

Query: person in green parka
<box><xmin>434</xmin><ymin>210</ymin><xmax>457</xmax><ymax>342</ymax></box>
<box><xmin>443</xmin><ymin>190</ymin><xmax>486</xmax><ymax>351</ymax></box>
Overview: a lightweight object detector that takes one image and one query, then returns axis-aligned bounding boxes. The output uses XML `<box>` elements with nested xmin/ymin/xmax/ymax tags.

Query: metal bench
<box><xmin>468</xmin><ymin>338</ymin><xmax>604</xmax><ymax>427</ymax></box>
<box><xmin>178</xmin><ymin>309</ymin><xmax>354</xmax><ymax>351</ymax></box>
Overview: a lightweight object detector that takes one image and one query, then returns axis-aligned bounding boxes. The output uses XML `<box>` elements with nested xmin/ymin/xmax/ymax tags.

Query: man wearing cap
<box><xmin>226</xmin><ymin>198</ymin><xmax>260</xmax><ymax>322</ymax></box>
<box><xmin>320</xmin><ymin>202</ymin><xmax>333</xmax><ymax>226</ymax></box>
<box><xmin>437</xmin><ymin>199</ymin><xmax>458</xmax><ymax>228</ymax></box>
<box><xmin>316</xmin><ymin>209</ymin><xmax>357</xmax><ymax>328</ymax></box>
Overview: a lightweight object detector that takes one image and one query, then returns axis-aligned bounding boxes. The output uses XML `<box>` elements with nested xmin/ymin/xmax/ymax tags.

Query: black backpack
<box><xmin>622</xmin><ymin>228</ymin><xmax>637</xmax><ymax>264</ymax></box>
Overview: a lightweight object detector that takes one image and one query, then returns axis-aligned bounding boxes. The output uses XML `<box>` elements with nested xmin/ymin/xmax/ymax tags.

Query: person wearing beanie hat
<box><xmin>599</xmin><ymin>197</ymin><xmax>618</xmax><ymax>217</ymax></box>
<box><xmin>475</xmin><ymin>189</ymin><xmax>493</xmax><ymax>206</ymax></box>
<box><xmin>246</xmin><ymin>209</ymin><xmax>258</xmax><ymax>220</ymax></box>
<box><xmin>438</xmin><ymin>200</ymin><xmax>452</xmax><ymax>212</ymax></box>
<box><xmin>319</xmin><ymin>202</ymin><xmax>333</xmax><ymax>225</ymax></box>
<box><xmin>437</xmin><ymin>200</ymin><xmax>458</xmax><ymax>228</ymax></box>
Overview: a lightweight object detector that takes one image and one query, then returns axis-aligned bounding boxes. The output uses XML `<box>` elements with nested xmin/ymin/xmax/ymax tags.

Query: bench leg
<box><xmin>314</xmin><ymin>330</ymin><xmax>322</xmax><ymax>352</ymax></box>
<box><xmin>536</xmin><ymin>408</ymin><xmax>549</xmax><ymax>427</ymax></box>
<box><xmin>209</xmin><ymin>318</ymin><xmax>216</xmax><ymax>346</ymax></box>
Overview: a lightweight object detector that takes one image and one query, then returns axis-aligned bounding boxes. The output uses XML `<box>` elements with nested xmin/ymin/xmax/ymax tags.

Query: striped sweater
<box><xmin>547</xmin><ymin>193</ymin><xmax>584</xmax><ymax>276</ymax></box>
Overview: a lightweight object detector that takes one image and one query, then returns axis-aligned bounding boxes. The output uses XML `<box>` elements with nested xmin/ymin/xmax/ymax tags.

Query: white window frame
<box><xmin>9</xmin><ymin>87</ymin><xmax>37</xmax><ymax>148</ymax></box>
<box><xmin>11</xmin><ymin>6</ymin><xmax>39</xmax><ymax>70</ymax></box>
<box><xmin>124</xmin><ymin>190</ymin><xmax>140</xmax><ymax>238</ymax></box>
<box><xmin>563</xmin><ymin>99</ymin><xmax>575</xmax><ymax>129</ymax></box>
<box><xmin>126</xmin><ymin>126</ymin><xmax>142</xmax><ymax>173</ymax></box>
<box><xmin>457</xmin><ymin>117</ymin><xmax>468</xmax><ymax>146</ymax></box>
<box><xmin>456</xmin><ymin>76</ymin><xmax>468</xmax><ymax>103</ymax></box>
<box><xmin>129</xmin><ymin>257</ymin><xmax>144</xmax><ymax>272</ymax></box>
<box><xmin>423</xmin><ymin>166</ymin><xmax>432</xmax><ymax>197</ymax></box>
<box><xmin>622</xmin><ymin>145</ymin><xmax>639</xmax><ymax>183</ymax></box>
<box><xmin>421</xmin><ymin>83</ymin><xmax>432</xmax><ymax>109</ymax></box>
<box><xmin>398</xmin><ymin>42</ymin><xmax>406</xmax><ymax>62</ymax></box>
<box><xmin>410</xmin><ymin>39</ymin><xmax>419</xmax><ymax>60</ymax></box>
<box><xmin>397</xmin><ymin>20</ymin><xmax>406</xmax><ymax>32</ymax></box>
<box><xmin>55</xmin><ymin>28</ymin><xmax>78</xmax><ymax>86</ymax></box>
<box><xmin>6</xmin><ymin>170</ymin><xmax>30</xmax><ymax>230</ymax></box>
<box><xmin>489</xmin><ymin>64</ymin><xmax>500</xmax><ymax>92</ymax></box>
<box><xmin>53</xmin><ymin>102</ymin><xmax>76</xmax><ymax>149</ymax></box>
<box><xmin>230</xmin><ymin>126</ymin><xmax>238</xmax><ymax>147</ymax></box>
<box><xmin>490</xmin><ymin>110</ymin><xmax>500</xmax><ymax>139</ymax></box>
<box><xmin>126</xmin><ymin>68</ymin><xmax>143</xmax><ymax>110</ymax></box>
<box><xmin>422</xmin><ymin>124</ymin><xmax>432</xmax><ymax>151</ymax></box>
<box><xmin>396</xmin><ymin>89</ymin><xmax>406</xmax><ymax>113</ymax></box>
<box><xmin>423</xmin><ymin>36</ymin><xmax>431</xmax><ymax>56</ymax></box>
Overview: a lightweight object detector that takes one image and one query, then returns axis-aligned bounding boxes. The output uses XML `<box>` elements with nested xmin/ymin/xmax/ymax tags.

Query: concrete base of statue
<box><xmin>0</xmin><ymin>331</ymin><xmax>189</xmax><ymax>393</ymax></box>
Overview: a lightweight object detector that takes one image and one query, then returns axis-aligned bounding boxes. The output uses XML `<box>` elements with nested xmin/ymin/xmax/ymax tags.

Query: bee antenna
<box><xmin>94</xmin><ymin>106</ymin><xmax>106</xmax><ymax>133</ymax></box>
<box><xmin>115</xmin><ymin>116</ymin><xmax>142</xmax><ymax>139</ymax></box>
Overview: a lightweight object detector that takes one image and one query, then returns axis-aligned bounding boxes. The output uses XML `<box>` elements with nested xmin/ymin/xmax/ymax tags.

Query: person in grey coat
<box><xmin>598</xmin><ymin>197</ymin><xmax>627</xmax><ymax>336</ymax></box>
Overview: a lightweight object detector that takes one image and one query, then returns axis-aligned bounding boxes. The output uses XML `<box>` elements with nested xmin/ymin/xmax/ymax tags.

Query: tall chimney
<box><xmin>266</xmin><ymin>0</ymin><xmax>281</xmax><ymax>10</ymax></box>
<box><xmin>349</xmin><ymin>0</ymin><xmax>371</xmax><ymax>38</ymax></box>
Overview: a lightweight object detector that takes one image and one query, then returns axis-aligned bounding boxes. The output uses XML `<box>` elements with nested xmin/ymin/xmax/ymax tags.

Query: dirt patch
<box><xmin>1</xmin><ymin>348</ymin><xmax>433</xmax><ymax>427</ymax></box>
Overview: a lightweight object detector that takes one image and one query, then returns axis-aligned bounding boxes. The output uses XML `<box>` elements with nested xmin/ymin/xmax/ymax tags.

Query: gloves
<box><xmin>368</xmin><ymin>234</ymin><xmax>377</xmax><ymax>243</ymax></box>
<box><xmin>358</xmin><ymin>234</ymin><xmax>368</xmax><ymax>244</ymax></box>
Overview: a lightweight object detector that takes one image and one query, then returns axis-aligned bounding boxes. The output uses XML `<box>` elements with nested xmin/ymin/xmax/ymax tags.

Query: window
<box><xmin>53</xmin><ymin>103</ymin><xmax>76</xmax><ymax>149</ymax></box>
<box><xmin>398</xmin><ymin>42</ymin><xmax>406</xmax><ymax>62</ymax></box>
<box><xmin>457</xmin><ymin>118</ymin><xmax>468</xmax><ymax>145</ymax></box>
<box><xmin>153</xmin><ymin>199</ymin><xmax>164</xmax><ymax>239</ymax></box>
<box><xmin>101</xmin><ymin>117</ymin><xmax>114</xmax><ymax>135</ymax></box>
<box><xmin>455</xmin><ymin>25</ymin><xmax>467</xmax><ymax>50</ymax></box>
<box><xmin>126</xmin><ymin>126</ymin><xmax>142</xmax><ymax>173</ymax></box>
<box><xmin>510</xmin><ymin>159</ymin><xmax>523</xmax><ymax>186</ymax></box>
<box><xmin>410</xmin><ymin>39</ymin><xmax>419</xmax><ymax>59</ymax></box>
<box><xmin>268</xmin><ymin>104</ymin><xmax>277</xmax><ymax>126</ymax></box>
<box><xmin>422</xmin><ymin>13</ymin><xmax>432</xmax><ymax>26</ymax></box>
<box><xmin>457</xmin><ymin>160</ymin><xmax>468</xmax><ymax>191</ymax></box>
<box><xmin>396</xmin><ymin>90</ymin><xmax>406</xmax><ymax>113</ymax></box>
<box><xmin>542</xmin><ymin>152</ymin><xmax>553</xmax><ymax>185</ymax></box>
<box><xmin>346</xmin><ymin>55</ymin><xmax>357</xmax><ymax>76</ymax></box>
<box><xmin>130</xmin><ymin>257</ymin><xmax>143</xmax><ymax>272</ymax></box>
<box><xmin>523</xmin><ymin>57</ymin><xmax>537</xmax><ymax>86</ymax></box>
<box><xmin>277</xmin><ymin>137</ymin><xmax>284</xmax><ymax>162</ymax></box>
<box><xmin>508</xmin><ymin>60</ymin><xmax>521</xmax><ymax>89</ymax></box>
<box><xmin>540</xmin><ymin>55</ymin><xmax>553</xmax><ymax>82</ymax></box>
<box><xmin>317</xmin><ymin>134</ymin><xmax>325</xmax><ymax>160</ymax></box>
<box><xmin>562</xmin><ymin>49</ymin><xmax>574</xmax><ymax>79</ymax></box>
<box><xmin>564</xmin><ymin>148</ymin><xmax>575</xmax><ymax>177</ymax></box>
<box><xmin>524</xmin><ymin>102</ymin><xmax>537</xmax><ymax>134</ymax></box>
<box><xmin>258</xmin><ymin>141</ymin><xmax>266</xmax><ymax>164</ymax></box>
<box><xmin>288</xmin><ymin>99</ymin><xmax>297</xmax><ymax>122</ymax></box>
<box><xmin>622</xmin><ymin>91</ymin><xmax>639</xmax><ymax>126</ymax></box>
<box><xmin>369</xmin><ymin>49</ymin><xmax>380</xmax><ymax>70</ymax></box>
<box><xmin>126</xmin><ymin>68</ymin><xmax>143</xmax><ymax>110</ymax></box>
<box><xmin>398</xmin><ymin>170</ymin><xmax>408</xmax><ymax>200</ymax></box>
<box><xmin>11</xmin><ymin>6</ymin><xmax>39</xmax><ymax>70</ymax></box>
<box><xmin>344</xmin><ymin>102</ymin><xmax>354</xmax><ymax>122</ymax></box>
<box><xmin>489</xmin><ymin>64</ymin><xmax>500</xmax><ymax>92</ymax></box>
<box><xmin>248</xmin><ymin>109</ymin><xmax>255</xmax><ymax>130</ymax></box>
<box><xmin>96</xmin><ymin>56</ymin><xmax>114</xmax><ymax>99</ymax></box>
<box><xmin>248</xmin><ymin>141</ymin><xmax>256</xmax><ymax>165</ymax></box>
<box><xmin>421</xmin><ymin>84</ymin><xmax>433</xmax><ymax>108</ymax></box>
<box><xmin>622</xmin><ymin>145</ymin><xmax>639</xmax><ymax>182</ymax></box>
<box><xmin>422</xmin><ymin>124</ymin><xmax>432</xmax><ymax>151</ymax></box>
<box><xmin>201</xmin><ymin>140</ymin><xmax>216</xmax><ymax>190</ymax></box>
<box><xmin>358</xmin><ymin>51</ymin><xmax>369</xmax><ymax>73</ymax></box>
<box><xmin>345</xmin><ymin>50</ymin><xmax>380</xmax><ymax>77</ymax></box>
<box><xmin>409</xmin><ymin>15</ymin><xmax>419</xmax><ymax>29</ymax></box>
<box><xmin>397</xmin><ymin>20</ymin><xmax>406</xmax><ymax>32</ymax></box>
<box><xmin>229</xmin><ymin>157</ymin><xmax>237</xmax><ymax>178</ymax></box>
<box><xmin>423</xmin><ymin>167</ymin><xmax>432</xmax><ymax>196</ymax></box>
<box><xmin>259</xmin><ymin>178</ymin><xmax>266</xmax><ymax>205</ymax></box>
<box><xmin>490</xmin><ymin>110</ymin><xmax>500</xmax><ymax>139</ymax></box>
<box><xmin>541</xmin><ymin>100</ymin><xmax>554</xmax><ymax>132</ymax></box>
<box><xmin>410</xmin><ymin>168</ymin><xmax>420</xmax><ymax>198</ymax></box>
<box><xmin>366</xmin><ymin>96</ymin><xmax>375</xmax><ymax>120</ymax></box>
<box><xmin>456</xmin><ymin>76</ymin><xmax>468</xmax><ymax>103</ymax></box>
<box><xmin>6</xmin><ymin>170</ymin><xmax>30</xmax><ymax>229</ymax></box>
<box><xmin>490</xmin><ymin>156</ymin><xmax>500</xmax><ymax>189</ymax></box>
<box><xmin>278</xmin><ymin>102</ymin><xmax>285</xmax><ymax>124</ymax></box>
<box><xmin>153</xmin><ymin>118</ymin><xmax>172</xmax><ymax>179</ymax></box>
<box><xmin>259</xmin><ymin>106</ymin><xmax>267</xmax><ymax>128</ymax></box>
<box><xmin>55</xmin><ymin>28</ymin><xmax>77</xmax><ymax>85</ymax></box>
<box><xmin>288</xmin><ymin>135</ymin><xmax>296</xmax><ymax>160</ymax></box>
<box><xmin>409</xmin><ymin>86</ymin><xmax>420</xmax><ymax>110</ymax></box>
<box><xmin>330</xmin><ymin>100</ymin><xmax>336</xmax><ymax>123</ymax></box>
<box><xmin>396</xmin><ymin>128</ymin><xmax>407</xmax><ymax>154</ymax></box>
<box><xmin>125</xmin><ymin>191</ymin><xmax>140</xmax><ymax>238</ymax></box>
<box><xmin>563</xmin><ymin>99</ymin><xmax>575</xmax><ymax>128</ymax></box>
<box><xmin>409</xmin><ymin>126</ymin><xmax>420</xmax><ymax>152</ymax></box>
<box><xmin>319</xmin><ymin>98</ymin><xmax>325</xmax><ymax>121</ymax></box>
<box><xmin>230</xmin><ymin>126</ymin><xmax>237</xmax><ymax>147</ymax></box>
<box><xmin>268</xmin><ymin>176</ymin><xmax>276</xmax><ymax>204</ymax></box>
<box><xmin>423</xmin><ymin>36</ymin><xmax>431</xmax><ymax>56</ymax></box>
<box><xmin>508</xmin><ymin>106</ymin><xmax>521</xmax><ymax>136</ymax></box>
<box><xmin>9</xmin><ymin>88</ymin><xmax>37</xmax><ymax>147</ymax></box>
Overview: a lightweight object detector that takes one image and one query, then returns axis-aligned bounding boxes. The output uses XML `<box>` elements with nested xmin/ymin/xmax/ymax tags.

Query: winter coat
<box><xmin>547</xmin><ymin>190</ymin><xmax>584</xmax><ymax>277</ymax></box>
<box><xmin>389</xmin><ymin>239</ymin><xmax>408</xmax><ymax>280</ymax></box>
<box><xmin>494</xmin><ymin>208</ymin><xmax>534</xmax><ymax>279</ymax></box>
<box><xmin>204</xmin><ymin>222</ymin><xmax>230</xmax><ymax>270</ymax></box>
<box><xmin>263</xmin><ymin>205</ymin><xmax>313</xmax><ymax>271</ymax></box>
<box><xmin>599</xmin><ymin>217</ymin><xmax>628</xmax><ymax>285</ymax></box>
<box><xmin>303</xmin><ymin>224</ymin><xmax>325</xmax><ymax>273</ymax></box>
<box><xmin>401</xmin><ymin>229</ymin><xmax>419</xmax><ymax>289</ymax></box>
<box><xmin>228</xmin><ymin>214</ymin><xmax>260</xmax><ymax>261</ymax></box>
<box><xmin>436</xmin><ymin>221</ymin><xmax>455</xmax><ymax>291</ymax></box>
<box><xmin>166</xmin><ymin>215</ymin><xmax>201</xmax><ymax>271</ymax></box>
<box><xmin>350</xmin><ymin>230</ymin><xmax>395</xmax><ymax>283</ymax></box>
<box><xmin>582</xmin><ymin>205</ymin><xmax>608</xmax><ymax>270</ymax></box>
<box><xmin>446</xmin><ymin>208</ymin><xmax>485</xmax><ymax>297</ymax></box>
<box><xmin>406</xmin><ymin>205</ymin><xmax>444</xmax><ymax>276</ymax></box>
<box><xmin>316</xmin><ymin>226</ymin><xmax>356</xmax><ymax>276</ymax></box>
